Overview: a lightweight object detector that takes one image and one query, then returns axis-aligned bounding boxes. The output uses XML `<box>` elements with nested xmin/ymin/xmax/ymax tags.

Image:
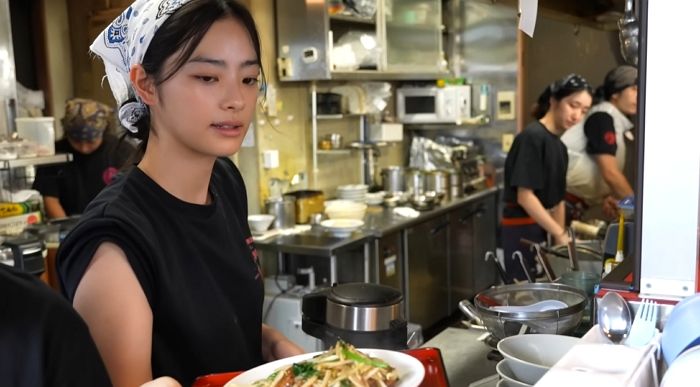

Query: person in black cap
<box><xmin>561</xmin><ymin>65</ymin><xmax>638</xmax><ymax>220</ymax></box>
<box><xmin>501</xmin><ymin>74</ymin><xmax>593</xmax><ymax>281</ymax></box>
<box><xmin>32</xmin><ymin>98</ymin><xmax>134</xmax><ymax>219</ymax></box>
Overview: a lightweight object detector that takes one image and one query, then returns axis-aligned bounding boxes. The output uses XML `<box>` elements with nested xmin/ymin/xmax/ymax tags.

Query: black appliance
<box><xmin>302</xmin><ymin>282</ymin><xmax>408</xmax><ymax>350</ymax></box>
<box><xmin>1</xmin><ymin>233</ymin><xmax>46</xmax><ymax>276</ymax></box>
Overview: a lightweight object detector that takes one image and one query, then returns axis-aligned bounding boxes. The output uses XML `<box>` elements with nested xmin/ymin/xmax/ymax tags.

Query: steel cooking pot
<box><xmin>458</xmin><ymin>282</ymin><xmax>587</xmax><ymax>340</ymax></box>
<box><xmin>545</xmin><ymin>243</ymin><xmax>603</xmax><ymax>278</ymax></box>
<box><xmin>381</xmin><ymin>166</ymin><xmax>405</xmax><ymax>194</ymax></box>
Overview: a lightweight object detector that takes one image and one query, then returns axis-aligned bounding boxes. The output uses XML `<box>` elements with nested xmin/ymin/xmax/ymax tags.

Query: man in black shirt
<box><xmin>32</xmin><ymin>98</ymin><xmax>134</xmax><ymax>219</ymax></box>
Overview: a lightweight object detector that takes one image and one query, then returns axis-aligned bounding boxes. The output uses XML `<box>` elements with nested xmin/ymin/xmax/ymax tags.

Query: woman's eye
<box><xmin>243</xmin><ymin>77</ymin><xmax>259</xmax><ymax>86</ymax></box>
<box><xmin>196</xmin><ymin>76</ymin><xmax>217</xmax><ymax>83</ymax></box>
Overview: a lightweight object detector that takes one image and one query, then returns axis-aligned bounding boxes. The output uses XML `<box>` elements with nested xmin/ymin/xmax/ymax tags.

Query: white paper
<box><xmin>519</xmin><ymin>0</ymin><xmax>538</xmax><ymax>38</ymax></box>
<box><xmin>242</xmin><ymin>122</ymin><xmax>255</xmax><ymax>147</ymax></box>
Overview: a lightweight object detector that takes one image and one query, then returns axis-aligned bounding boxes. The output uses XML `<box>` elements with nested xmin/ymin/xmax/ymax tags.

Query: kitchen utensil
<box><xmin>320</xmin><ymin>219</ymin><xmax>363</xmax><ymax>237</ymax></box>
<box><xmin>615</xmin><ymin>212</ymin><xmax>625</xmax><ymax>263</ymax></box>
<box><xmin>404</xmin><ymin>168</ymin><xmax>424</xmax><ymax>196</ymax></box>
<box><xmin>380</xmin><ymin>166</ymin><xmax>405</xmax><ymax>194</ymax></box>
<box><xmin>247</xmin><ymin>214</ymin><xmax>275</xmax><ymax>234</ymax></box>
<box><xmin>618</xmin><ymin>0</ymin><xmax>639</xmax><ymax>65</ymax></box>
<box><xmin>625</xmin><ymin>298</ymin><xmax>658</xmax><ymax>348</ymax></box>
<box><xmin>596</xmin><ymin>292</ymin><xmax>632</xmax><ymax>344</ymax></box>
<box><xmin>458</xmin><ymin>283</ymin><xmax>587</xmax><ymax>340</ymax></box>
<box><xmin>513</xmin><ymin>251</ymin><xmax>533</xmax><ymax>283</ymax></box>
<box><xmin>326</xmin><ymin>133</ymin><xmax>343</xmax><ymax>149</ymax></box>
<box><xmin>301</xmin><ymin>283</ymin><xmax>408</xmax><ymax>350</ymax></box>
<box><xmin>497</xmin><ymin>334</ymin><xmax>581</xmax><ymax>385</ymax></box>
<box><xmin>490</xmin><ymin>300</ymin><xmax>568</xmax><ymax>313</ymax></box>
<box><xmin>567</xmin><ymin>228</ymin><xmax>579</xmax><ymax>271</ymax></box>
<box><xmin>486</xmin><ymin>251</ymin><xmax>512</xmax><ymax>285</ymax></box>
<box><xmin>526</xmin><ymin>242</ymin><xmax>555</xmax><ymax>282</ymax></box>
<box><xmin>496</xmin><ymin>360</ymin><xmax>533</xmax><ymax>387</ymax></box>
<box><xmin>541</xmin><ymin>243</ymin><xmax>603</xmax><ymax>279</ymax></box>
<box><xmin>265</xmin><ymin>196</ymin><xmax>296</xmax><ymax>229</ymax></box>
<box><xmin>661</xmin><ymin>293</ymin><xmax>700</xmax><ymax>366</ymax></box>
<box><xmin>424</xmin><ymin>170</ymin><xmax>448</xmax><ymax>203</ymax></box>
<box><xmin>519</xmin><ymin>238</ymin><xmax>569</xmax><ymax>259</ymax></box>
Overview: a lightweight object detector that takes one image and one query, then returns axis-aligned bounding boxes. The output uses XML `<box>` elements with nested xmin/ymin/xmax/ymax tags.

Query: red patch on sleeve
<box><xmin>604</xmin><ymin>131</ymin><xmax>616</xmax><ymax>145</ymax></box>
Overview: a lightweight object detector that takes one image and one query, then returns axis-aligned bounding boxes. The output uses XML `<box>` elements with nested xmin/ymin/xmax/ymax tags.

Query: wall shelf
<box><xmin>0</xmin><ymin>153</ymin><xmax>72</xmax><ymax>170</ymax></box>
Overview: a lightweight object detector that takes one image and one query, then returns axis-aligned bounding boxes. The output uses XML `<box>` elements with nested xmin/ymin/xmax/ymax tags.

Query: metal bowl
<box><xmin>460</xmin><ymin>283</ymin><xmax>587</xmax><ymax>340</ymax></box>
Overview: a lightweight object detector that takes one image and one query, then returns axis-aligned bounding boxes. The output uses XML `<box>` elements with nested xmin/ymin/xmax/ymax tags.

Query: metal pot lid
<box><xmin>327</xmin><ymin>283</ymin><xmax>402</xmax><ymax>307</ymax></box>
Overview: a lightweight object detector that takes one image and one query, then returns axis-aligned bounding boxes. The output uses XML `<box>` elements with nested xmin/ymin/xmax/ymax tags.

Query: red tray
<box><xmin>193</xmin><ymin>347</ymin><xmax>449</xmax><ymax>387</ymax></box>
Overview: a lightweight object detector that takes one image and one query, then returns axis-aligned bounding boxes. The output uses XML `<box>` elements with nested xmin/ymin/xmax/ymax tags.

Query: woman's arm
<box><xmin>43</xmin><ymin>196</ymin><xmax>67</xmax><ymax>219</ymax></box>
<box><xmin>73</xmin><ymin>242</ymin><xmax>153</xmax><ymax>387</ymax></box>
<box><xmin>594</xmin><ymin>154</ymin><xmax>634</xmax><ymax>199</ymax></box>
<box><xmin>261</xmin><ymin>324</ymin><xmax>305</xmax><ymax>361</ymax></box>
<box><xmin>517</xmin><ymin>188</ymin><xmax>570</xmax><ymax>245</ymax></box>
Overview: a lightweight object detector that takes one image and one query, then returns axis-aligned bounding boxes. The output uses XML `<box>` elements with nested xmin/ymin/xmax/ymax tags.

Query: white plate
<box><xmin>321</xmin><ymin>219</ymin><xmax>364</xmax><ymax>237</ymax></box>
<box><xmin>227</xmin><ymin>349</ymin><xmax>425</xmax><ymax>386</ymax></box>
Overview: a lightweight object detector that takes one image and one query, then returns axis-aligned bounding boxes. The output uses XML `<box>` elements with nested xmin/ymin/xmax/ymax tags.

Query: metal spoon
<box><xmin>597</xmin><ymin>292</ymin><xmax>632</xmax><ymax>344</ymax></box>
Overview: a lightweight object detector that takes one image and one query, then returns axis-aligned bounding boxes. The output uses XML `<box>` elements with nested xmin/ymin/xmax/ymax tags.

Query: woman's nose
<box><xmin>224</xmin><ymin>85</ymin><xmax>245</xmax><ymax>111</ymax></box>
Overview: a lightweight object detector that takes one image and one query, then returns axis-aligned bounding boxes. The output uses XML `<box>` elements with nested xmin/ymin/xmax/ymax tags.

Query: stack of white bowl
<box><xmin>496</xmin><ymin>334</ymin><xmax>580</xmax><ymax>387</ymax></box>
<box><xmin>337</xmin><ymin>184</ymin><xmax>368</xmax><ymax>203</ymax></box>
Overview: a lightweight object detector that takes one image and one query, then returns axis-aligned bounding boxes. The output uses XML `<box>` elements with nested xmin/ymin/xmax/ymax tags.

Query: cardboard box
<box><xmin>369</xmin><ymin>123</ymin><xmax>403</xmax><ymax>142</ymax></box>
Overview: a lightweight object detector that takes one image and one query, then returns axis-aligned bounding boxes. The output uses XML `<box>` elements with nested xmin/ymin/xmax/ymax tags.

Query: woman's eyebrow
<box><xmin>188</xmin><ymin>56</ymin><xmax>259</xmax><ymax>69</ymax></box>
<box><xmin>188</xmin><ymin>56</ymin><xmax>226</xmax><ymax>68</ymax></box>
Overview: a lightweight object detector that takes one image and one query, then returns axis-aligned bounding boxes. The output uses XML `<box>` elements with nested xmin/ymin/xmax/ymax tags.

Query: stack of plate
<box><xmin>336</xmin><ymin>184</ymin><xmax>368</xmax><ymax>203</ymax></box>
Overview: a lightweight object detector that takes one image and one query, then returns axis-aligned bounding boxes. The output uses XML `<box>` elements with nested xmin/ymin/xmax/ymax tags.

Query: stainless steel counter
<box><xmin>422</xmin><ymin>326</ymin><xmax>498</xmax><ymax>387</ymax></box>
<box><xmin>254</xmin><ymin>187</ymin><xmax>499</xmax><ymax>257</ymax></box>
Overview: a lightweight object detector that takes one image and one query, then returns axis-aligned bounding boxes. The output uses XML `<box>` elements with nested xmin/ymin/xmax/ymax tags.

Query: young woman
<box><xmin>561</xmin><ymin>65</ymin><xmax>638</xmax><ymax>220</ymax></box>
<box><xmin>56</xmin><ymin>1</ymin><xmax>303</xmax><ymax>386</ymax></box>
<box><xmin>501</xmin><ymin>74</ymin><xmax>593</xmax><ymax>281</ymax></box>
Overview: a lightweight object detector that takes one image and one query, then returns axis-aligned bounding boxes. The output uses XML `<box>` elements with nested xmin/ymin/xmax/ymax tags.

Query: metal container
<box><xmin>404</xmin><ymin>168</ymin><xmax>424</xmax><ymax>196</ymax></box>
<box><xmin>380</xmin><ymin>166</ymin><xmax>405</xmax><ymax>194</ymax></box>
<box><xmin>447</xmin><ymin>168</ymin><xmax>463</xmax><ymax>199</ymax></box>
<box><xmin>324</xmin><ymin>283</ymin><xmax>404</xmax><ymax>332</ymax></box>
<box><xmin>265</xmin><ymin>196</ymin><xmax>296</xmax><ymax>229</ymax></box>
<box><xmin>425</xmin><ymin>169</ymin><xmax>449</xmax><ymax>202</ymax></box>
<box><xmin>459</xmin><ymin>282</ymin><xmax>587</xmax><ymax>340</ymax></box>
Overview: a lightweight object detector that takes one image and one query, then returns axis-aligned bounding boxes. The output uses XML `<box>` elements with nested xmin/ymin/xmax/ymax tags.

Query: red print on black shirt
<box><xmin>604</xmin><ymin>131</ymin><xmax>616</xmax><ymax>145</ymax></box>
<box><xmin>245</xmin><ymin>236</ymin><xmax>262</xmax><ymax>280</ymax></box>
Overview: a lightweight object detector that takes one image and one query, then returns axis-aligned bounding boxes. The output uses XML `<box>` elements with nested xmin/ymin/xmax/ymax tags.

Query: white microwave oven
<box><xmin>396</xmin><ymin>85</ymin><xmax>472</xmax><ymax>124</ymax></box>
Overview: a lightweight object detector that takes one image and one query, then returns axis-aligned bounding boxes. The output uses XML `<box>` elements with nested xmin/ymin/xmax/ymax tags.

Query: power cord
<box><xmin>262</xmin><ymin>271</ymin><xmax>295</xmax><ymax>323</ymax></box>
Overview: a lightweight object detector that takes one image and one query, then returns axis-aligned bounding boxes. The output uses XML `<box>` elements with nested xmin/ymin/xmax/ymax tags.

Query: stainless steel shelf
<box><xmin>330</xmin><ymin>70</ymin><xmax>449</xmax><ymax>81</ymax></box>
<box><xmin>317</xmin><ymin>114</ymin><xmax>365</xmax><ymax>120</ymax></box>
<box><xmin>317</xmin><ymin>149</ymin><xmax>352</xmax><ymax>155</ymax></box>
<box><xmin>329</xmin><ymin>14</ymin><xmax>376</xmax><ymax>25</ymax></box>
<box><xmin>0</xmin><ymin>153</ymin><xmax>73</xmax><ymax>169</ymax></box>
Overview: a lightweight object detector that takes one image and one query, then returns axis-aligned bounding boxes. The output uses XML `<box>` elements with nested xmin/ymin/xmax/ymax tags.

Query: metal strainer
<box><xmin>459</xmin><ymin>283</ymin><xmax>587</xmax><ymax>340</ymax></box>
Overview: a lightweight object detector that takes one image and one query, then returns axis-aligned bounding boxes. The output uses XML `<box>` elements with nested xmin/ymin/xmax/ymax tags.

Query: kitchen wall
<box><xmin>520</xmin><ymin>16</ymin><xmax>622</xmax><ymax>129</ymax></box>
<box><xmin>42</xmin><ymin>0</ymin><xmax>73</xmax><ymax>138</ymax></box>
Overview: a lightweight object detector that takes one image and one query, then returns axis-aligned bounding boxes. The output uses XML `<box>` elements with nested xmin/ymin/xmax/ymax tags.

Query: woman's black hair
<box><xmin>531</xmin><ymin>74</ymin><xmax>593</xmax><ymax>119</ymax></box>
<box><xmin>122</xmin><ymin>0</ymin><xmax>265</xmax><ymax>163</ymax></box>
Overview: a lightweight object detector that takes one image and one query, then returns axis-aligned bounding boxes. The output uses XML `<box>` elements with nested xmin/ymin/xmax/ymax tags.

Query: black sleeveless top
<box><xmin>57</xmin><ymin>158</ymin><xmax>263</xmax><ymax>385</ymax></box>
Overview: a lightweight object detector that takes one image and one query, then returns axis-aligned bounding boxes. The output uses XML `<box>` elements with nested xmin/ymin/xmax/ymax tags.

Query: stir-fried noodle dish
<box><xmin>252</xmin><ymin>341</ymin><xmax>400</xmax><ymax>387</ymax></box>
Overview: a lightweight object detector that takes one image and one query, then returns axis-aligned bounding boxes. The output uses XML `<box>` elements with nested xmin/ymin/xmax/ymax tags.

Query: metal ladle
<box><xmin>597</xmin><ymin>292</ymin><xmax>632</xmax><ymax>344</ymax></box>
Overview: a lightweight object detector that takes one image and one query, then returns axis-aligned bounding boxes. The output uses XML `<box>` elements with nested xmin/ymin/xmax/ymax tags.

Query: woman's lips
<box><xmin>211</xmin><ymin>121</ymin><xmax>244</xmax><ymax>136</ymax></box>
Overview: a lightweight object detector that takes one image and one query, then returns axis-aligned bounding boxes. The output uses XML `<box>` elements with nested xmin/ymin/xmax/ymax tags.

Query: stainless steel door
<box><xmin>405</xmin><ymin>215</ymin><xmax>449</xmax><ymax>329</ymax></box>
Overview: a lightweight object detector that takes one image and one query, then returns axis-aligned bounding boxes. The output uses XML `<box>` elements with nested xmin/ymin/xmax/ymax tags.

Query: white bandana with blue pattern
<box><xmin>90</xmin><ymin>0</ymin><xmax>193</xmax><ymax>106</ymax></box>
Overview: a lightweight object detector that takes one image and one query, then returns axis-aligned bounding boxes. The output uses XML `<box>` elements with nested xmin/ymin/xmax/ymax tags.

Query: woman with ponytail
<box><xmin>501</xmin><ymin>74</ymin><xmax>592</xmax><ymax>281</ymax></box>
<box><xmin>561</xmin><ymin>65</ymin><xmax>638</xmax><ymax>220</ymax></box>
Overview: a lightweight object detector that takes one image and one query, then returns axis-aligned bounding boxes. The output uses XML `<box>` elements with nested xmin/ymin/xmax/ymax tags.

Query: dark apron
<box><xmin>501</xmin><ymin>217</ymin><xmax>546</xmax><ymax>281</ymax></box>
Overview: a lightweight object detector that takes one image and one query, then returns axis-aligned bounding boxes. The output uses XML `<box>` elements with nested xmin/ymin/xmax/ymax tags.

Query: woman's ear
<box><xmin>130</xmin><ymin>65</ymin><xmax>157</xmax><ymax>105</ymax></box>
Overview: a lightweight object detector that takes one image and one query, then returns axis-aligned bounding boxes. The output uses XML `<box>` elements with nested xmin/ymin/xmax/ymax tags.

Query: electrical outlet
<box><xmin>502</xmin><ymin>133</ymin><xmax>514</xmax><ymax>152</ymax></box>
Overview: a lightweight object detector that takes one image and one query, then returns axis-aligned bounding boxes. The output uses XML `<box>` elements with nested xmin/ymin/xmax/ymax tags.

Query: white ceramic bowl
<box><xmin>247</xmin><ymin>214</ymin><xmax>275</xmax><ymax>233</ymax></box>
<box><xmin>497</xmin><ymin>334</ymin><xmax>580</xmax><ymax>385</ymax></box>
<box><xmin>661</xmin><ymin>345</ymin><xmax>700</xmax><ymax>386</ymax></box>
<box><xmin>496</xmin><ymin>360</ymin><xmax>533</xmax><ymax>387</ymax></box>
<box><xmin>661</xmin><ymin>293</ymin><xmax>700</xmax><ymax>366</ymax></box>
<box><xmin>320</xmin><ymin>219</ymin><xmax>364</xmax><ymax>237</ymax></box>
<box><xmin>324</xmin><ymin>200</ymin><xmax>367</xmax><ymax>220</ymax></box>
